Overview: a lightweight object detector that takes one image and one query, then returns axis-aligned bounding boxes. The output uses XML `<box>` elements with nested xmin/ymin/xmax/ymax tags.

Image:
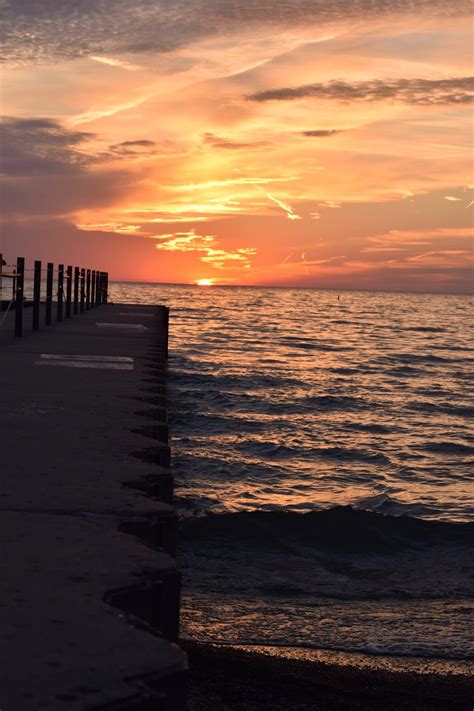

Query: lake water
<box><xmin>111</xmin><ymin>283</ymin><xmax>474</xmax><ymax>664</ymax></box>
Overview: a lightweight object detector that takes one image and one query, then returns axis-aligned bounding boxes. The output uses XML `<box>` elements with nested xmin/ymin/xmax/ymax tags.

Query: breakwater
<box><xmin>0</xmin><ymin>294</ymin><xmax>185</xmax><ymax>709</ymax></box>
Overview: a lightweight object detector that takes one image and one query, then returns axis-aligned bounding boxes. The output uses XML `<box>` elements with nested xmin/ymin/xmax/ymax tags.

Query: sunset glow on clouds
<box><xmin>1</xmin><ymin>0</ymin><xmax>472</xmax><ymax>291</ymax></box>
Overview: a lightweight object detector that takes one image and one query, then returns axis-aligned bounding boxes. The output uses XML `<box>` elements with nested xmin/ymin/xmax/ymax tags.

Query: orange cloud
<box><xmin>154</xmin><ymin>230</ymin><xmax>256</xmax><ymax>270</ymax></box>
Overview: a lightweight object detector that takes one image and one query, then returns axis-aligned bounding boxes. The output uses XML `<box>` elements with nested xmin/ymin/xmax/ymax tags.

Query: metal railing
<box><xmin>0</xmin><ymin>254</ymin><xmax>109</xmax><ymax>338</ymax></box>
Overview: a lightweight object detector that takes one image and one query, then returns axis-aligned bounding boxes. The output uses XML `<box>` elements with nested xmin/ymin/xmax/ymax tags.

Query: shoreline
<box><xmin>184</xmin><ymin>641</ymin><xmax>474</xmax><ymax>710</ymax></box>
<box><xmin>184</xmin><ymin>640</ymin><xmax>473</xmax><ymax>676</ymax></box>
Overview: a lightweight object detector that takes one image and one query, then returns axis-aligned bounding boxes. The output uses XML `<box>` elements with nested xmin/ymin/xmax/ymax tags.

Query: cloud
<box><xmin>283</xmin><ymin>251</ymin><xmax>345</xmax><ymax>265</ymax></box>
<box><xmin>134</xmin><ymin>214</ymin><xmax>211</xmax><ymax>223</ymax></box>
<box><xmin>2</xmin><ymin>1</ymin><xmax>469</xmax><ymax>66</ymax></box>
<box><xmin>154</xmin><ymin>231</ymin><xmax>214</xmax><ymax>251</ymax></box>
<box><xmin>90</xmin><ymin>56</ymin><xmax>142</xmax><ymax>71</ymax></box>
<box><xmin>444</xmin><ymin>195</ymin><xmax>462</xmax><ymax>201</ymax></box>
<box><xmin>0</xmin><ymin>116</ymin><xmax>94</xmax><ymax>176</ymax></box>
<box><xmin>367</xmin><ymin>226</ymin><xmax>473</xmax><ymax>245</ymax></box>
<box><xmin>267</xmin><ymin>194</ymin><xmax>302</xmax><ymax>220</ymax></box>
<box><xmin>361</xmin><ymin>226</ymin><xmax>473</xmax><ymax>259</ymax></box>
<box><xmin>108</xmin><ymin>139</ymin><xmax>157</xmax><ymax>156</ymax></box>
<box><xmin>0</xmin><ymin>116</ymin><xmax>133</xmax><ymax>217</ymax></box>
<box><xmin>154</xmin><ymin>230</ymin><xmax>256</xmax><ymax>269</ymax></box>
<box><xmin>112</xmin><ymin>139</ymin><xmax>155</xmax><ymax>148</ymax></box>
<box><xmin>409</xmin><ymin>249</ymin><xmax>471</xmax><ymax>261</ymax></box>
<box><xmin>319</xmin><ymin>200</ymin><xmax>342</xmax><ymax>208</ymax></box>
<box><xmin>202</xmin><ymin>133</ymin><xmax>268</xmax><ymax>150</ymax></box>
<box><xmin>68</xmin><ymin>96</ymin><xmax>153</xmax><ymax>126</ymax></box>
<box><xmin>248</xmin><ymin>77</ymin><xmax>474</xmax><ymax>105</ymax></box>
<box><xmin>173</xmin><ymin>176</ymin><xmax>297</xmax><ymax>191</ymax></box>
<box><xmin>302</xmin><ymin>129</ymin><xmax>342</xmax><ymax>137</ymax></box>
<box><xmin>76</xmin><ymin>222</ymin><xmax>144</xmax><ymax>235</ymax></box>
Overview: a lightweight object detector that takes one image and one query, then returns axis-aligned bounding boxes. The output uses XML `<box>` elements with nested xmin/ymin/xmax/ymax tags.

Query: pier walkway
<box><xmin>0</xmin><ymin>303</ymin><xmax>186</xmax><ymax>710</ymax></box>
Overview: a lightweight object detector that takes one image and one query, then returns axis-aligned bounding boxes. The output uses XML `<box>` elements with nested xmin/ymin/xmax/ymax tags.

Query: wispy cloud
<box><xmin>76</xmin><ymin>222</ymin><xmax>143</xmax><ymax>235</ymax></box>
<box><xmin>148</xmin><ymin>215</ymin><xmax>210</xmax><ymax>223</ymax></box>
<box><xmin>319</xmin><ymin>200</ymin><xmax>342</xmax><ymax>208</ymax></box>
<box><xmin>68</xmin><ymin>95</ymin><xmax>152</xmax><ymax>126</ymax></box>
<box><xmin>90</xmin><ymin>56</ymin><xmax>142</xmax><ymax>71</ymax></box>
<box><xmin>173</xmin><ymin>177</ymin><xmax>297</xmax><ymax>191</ymax></box>
<box><xmin>367</xmin><ymin>226</ymin><xmax>473</xmax><ymax>246</ymax></box>
<box><xmin>267</xmin><ymin>193</ymin><xmax>302</xmax><ymax>220</ymax></box>
<box><xmin>154</xmin><ymin>230</ymin><xmax>256</xmax><ymax>270</ymax></box>
<box><xmin>409</xmin><ymin>249</ymin><xmax>470</xmax><ymax>261</ymax></box>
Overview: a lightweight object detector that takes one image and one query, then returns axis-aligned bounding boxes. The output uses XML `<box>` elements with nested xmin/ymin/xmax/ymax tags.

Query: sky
<box><xmin>1</xmin><ymin>0</ymin><xmax>473</xmax><ymax>291</ymax></box>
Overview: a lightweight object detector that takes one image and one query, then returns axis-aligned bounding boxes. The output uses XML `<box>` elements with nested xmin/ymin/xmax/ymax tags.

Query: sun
<box><xmin>196</xmin><ymin>278</ymin><xmax>214</xmax><ymax>286</ymax></box>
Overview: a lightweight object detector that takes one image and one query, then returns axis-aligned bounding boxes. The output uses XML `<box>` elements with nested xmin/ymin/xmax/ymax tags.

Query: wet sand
<box><xmin>184</xmin><ymin>641</ymin><xmax>474</xmax><ymax>710</ymax></box>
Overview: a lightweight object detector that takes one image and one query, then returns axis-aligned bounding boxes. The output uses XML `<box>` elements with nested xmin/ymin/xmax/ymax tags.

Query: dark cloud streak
<box><xmin>108</xmin><ymin>139</ymin><xmax>157</xmax><ymax>156</ymax></box>
<box><xmin>249</xmin><ymin>77</ymin><xmax>474</xmax><ymax>105</ymax></box>
<box><xmin>202</xmin><ymin>133</ymin><xmax>268</xmax><ymax>150</ymax></box>
<box><xmin>302</xmin><ymin>129</ymin><xmax>342</xmax><ymax>137</ymax></box>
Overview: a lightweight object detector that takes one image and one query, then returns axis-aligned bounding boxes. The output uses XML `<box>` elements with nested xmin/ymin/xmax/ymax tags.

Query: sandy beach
<box><xmin>184</xmin><ymin>641</ymin><xmax>474</xmax><ymax>710</ymax></box>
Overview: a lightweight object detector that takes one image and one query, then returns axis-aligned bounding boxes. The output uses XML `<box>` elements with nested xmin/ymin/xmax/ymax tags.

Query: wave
<box><xmin>347</xmin><ymin>422</ymin><xmax>394</xmax><ymax>434</ymax></box>
<box><xmin>421</xmin><ymin>441</ymin><xmax>474</xmax><ymax>456</ymax></box>
<box><xmin>171</xmin><ymin>371</ymin><xmax>301</xmax><ymax>390</ymax></box>
<box><xmin>180</xmin><ymin>505</ymin><xmax>474</xmax><ymax>555</ymax></box>
<box><xmin>229</xmin><ymin>441</ymin><xmax>391</xmax><ymax>465</ymax></box>
<box><xmin>400</xmin><ymin>353</ymin><xmax>455</xmax><ymax>364</ymax></box>
<box><xmin>407</xmin><ymin>401</ymin><xmax>474</xmax><ymax>418</ymax></box>
<box><xmin>404</xmin><ymin>326</ymin><xmax>446</xmax><ymax>333</ymax></box>
<box><xmin>180</xmin><ymin>507</ymin><xmax>474</xmax><ymax>659</ymax></box>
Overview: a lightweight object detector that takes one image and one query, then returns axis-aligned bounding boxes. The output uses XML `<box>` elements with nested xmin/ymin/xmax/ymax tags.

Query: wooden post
<box><xmin>57</xmin><ymin>264</ymin><xmax>64</xmax><ymax>322</ymax></box>
<box><xmin>45</xmin><ymin>262</ymin><xmax>53</xmax><ymax>326</ymax></box>
<box><xmin>86</xmin><ymin>269</ymin><xmax>91</xmax><ymax>310</ymax></box>
<box><xmin>164</xmin><ymin>306</ymin><xmax>169</xmax><ymax>359</ymax></box>
<box><xmin>104</xmin><ymin>272</ymin><xmax>109</xmax><ymax>303</ymax></box>
<box><xmin>66</xmin><ymin>265</ymin><xmax>73</xmax><ymax>318</ymax></box>
<box><xmin>0</xmin><ymin>253</ymin><xmax>3</xmax><ymax>311</ymax></box>
<box><xmin>91</xmin><ymin>269</ymin><xmax>96</xmax><ymax>308</ymax></box>
<box><xmin>73</xmin><ymin>267</ymin><xmax>79</xmax><ymax>315</ymax></box>
<box><xmin>14</xmin><ymin>257</ymin><xmax>25</xmax><ymax>337</ymax></box>
<box><xmin>33</xmin><ymin>260</ymin><xmax>41</xmax><ymax>331</ymax></box>
<box><xmin>95</xmin><ymin>271</ymin><xmax>100</xmax><ymax>306</ymax></box>
<box><xmin>80</xmin><ymin>268</ymin><xmax>85</xmax><ymax>312</ymax></box>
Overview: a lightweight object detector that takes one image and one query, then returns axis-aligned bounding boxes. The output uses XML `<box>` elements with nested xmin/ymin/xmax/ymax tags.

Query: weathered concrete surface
<box><xmin>0</xmin><ymin>303</ymin><xmax>186</xmax><ymax>710</ymax></box>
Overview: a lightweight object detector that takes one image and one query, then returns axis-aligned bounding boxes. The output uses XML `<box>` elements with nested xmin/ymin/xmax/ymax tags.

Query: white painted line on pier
<box><xmin>40</xmin><ymin>354</ymin><xmax>133</xmax><ymax>363</ymax></box>
<box><xmin>96</xmin><ymin>322</ymin><xmax>149</xmax><ymax>331</ymax></box>
<box><xmin>34</xmin><ymin>354</ymin><xmax>134</xmax><ymax>370</ymax></box>
<box><xmin>35</xmin><ymin>360</ymin><xmax>134</xmax><ymax>370</ymax></box>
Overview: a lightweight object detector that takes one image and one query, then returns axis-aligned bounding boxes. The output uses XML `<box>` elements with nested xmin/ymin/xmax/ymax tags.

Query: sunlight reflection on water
<box><xmin>111</xmin><ymin>283</ymin><xmax>473</xmax><ymax>522</ymax></box>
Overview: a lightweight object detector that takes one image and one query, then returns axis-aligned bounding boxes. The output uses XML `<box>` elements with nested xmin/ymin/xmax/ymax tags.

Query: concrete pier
<box><xmin>0</xmin><ymin>303</ymin><xmax>186</xmax><ymax>709</ymax></box>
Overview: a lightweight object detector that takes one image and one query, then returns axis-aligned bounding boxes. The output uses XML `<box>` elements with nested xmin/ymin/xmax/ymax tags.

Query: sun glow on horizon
<box><xmin>196</xmin><ymin>278</ymin><xmax>214</xmax><ymax>286</ymax></box>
